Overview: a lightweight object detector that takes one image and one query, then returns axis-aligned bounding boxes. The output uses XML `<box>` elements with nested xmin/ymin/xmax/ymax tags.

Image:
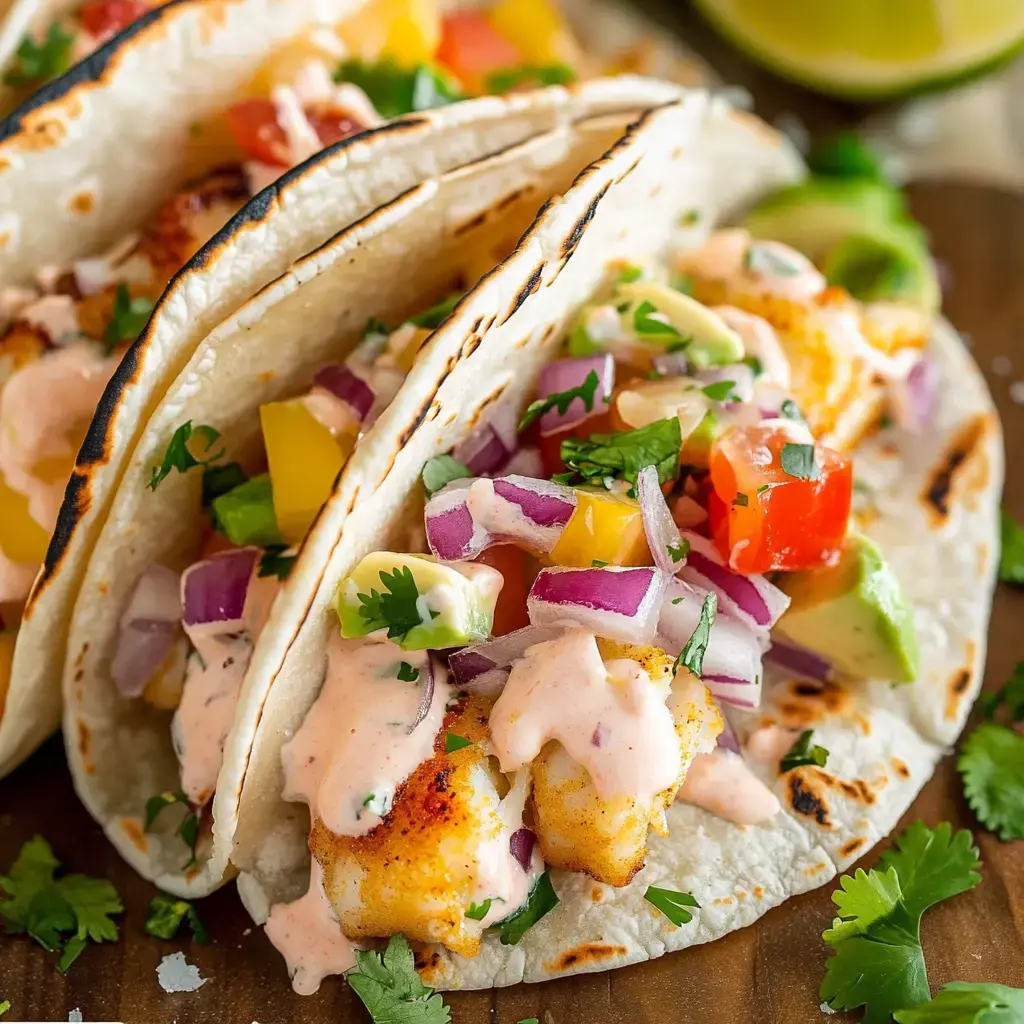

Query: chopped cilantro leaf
<box><xmin>465</xmin><ymin>899</ymin><xmax>492</xmax><ymax>921</ymax></box>
<box><xmin>148</xmin><ymin>421</ymin><xmax>224</xmax><ymax>491</ymax></box>
<box><xmin>780</xmin><ymin>442</ymin><xmax>820</xmax><ymax>480</ymax></box>
<box><xmin>591</xmin><ymin>559</ymin><xmax>609</xmax><ymax>567</ymax></box>
<box><xmin>357</xmin><ymin>566</ymin><xmax>430</xmax><ymax>642</ymax></box>
<box><xmin>959</xmin><ymin>723</ymin><xmax>1024</xmax><ymax>841</ymax></box>
<box><xmin>820</xmin><ymin>821</ymin><xmax>981</xmax><ymax>1023</ymax></box>
<box><xmin>732</xmin><ymin>493</ymin><xmax>749</xmax><ymax>508</ymax></box>
<box><xmin>485</xmin><ymin>63</ymin><xmax>576</xmax><ymax>94</ymax></box>
<box><xmin>0</xmin><ymin>836</ymin><xmax>123</xmax><ymax>973</ymax></box>
<box><xmin>335</xmin><ymin>59</ymin><xmax>462</xmax><ymax>118</ymax></box>
<box><xmin>979</xmin><ymin>660</ymin><xmax>1024</xmax><ymax>721</ymax></box>
<box><xmin>104</xmin><ymin>284</ymin><xmax>155</xmax><ymax>353</ymax></box>
<box><xmin>3</xmin><ymin>21</ymin><xmax>73</xmax><ymax>86</ymax></box>
<box><xmin>701</xmin><ymin>380</ymin><xmax>740</xmax><ymax>402</ymax></box>
<box><xmin>617</xmin><ymin>264</ymin><xmax>644</xmax><ymax>284</ymax></box>
<box><xmin>421</xmin><ymin>454</ymin><xmax>470</xmax><ymax>496</ymax></box>
<box><xmin>360</xmin><ymin>791</ymin><xmax>393</xmax><ymax>819</ymax></box>
<box><xmin>644</xmin><ymin>885</ymin><xmax>699</xmax><ymax>926</ymax></box>
<box><xmin>445</xmin><ymin>733</ymin><xmax>472</xmax><ymax>753</ymax></box>
<box><xmin>633</xmin><ymin>300</ymin><xmax>682</xmax><ymax>339</ymax></box>
<box><xmin>745</xmin><ymin>244</ymin><xmax>800</xmax><ymax>277</ymax></box>
<box><xmin>673</xmin><ymin>593</ymin><xmax>716</xmax><ymax>678</ymax></box>
<box><xmin>364</xmin><ymin>317</ymin><xmax>390</xmax><ymax>338</ymax></box>
<box><xmin>680</xmin><ymin>209</ymin><xmax>700</xmax><ymax>227</ymax></box>
<box><xmin>410</xmin><ymin>292</ymin><xmax>462</xmax><ymax>329</ymax></box>
<box><xmin>743</xmin><ymin>354</ymin><xmax>764</xmax><ymax>377</ymax></box>
<box><xmin>780</xmin><ymin>399</ymin><xmax>807</xmax><ymax>425</ymax></box>
<box><xmin>201</xmin><ymin>461</ymin><xmax>247</xmax><ymax>505</ymax></box>
<box><xmin>520</xmin><ymin>369</ymin><xmax>601</xmax><ymax>431</ymax></box>
<box><xmin>145</xmin><ymin>892</ymin><xmax>209</xmax><ymax>944</ymax></box>
<box><xmin>498</xmin><ymin>872</ymin><xmax>559</xmax><ymax>945</ymax></box>
<box><xmin>143</xmin><ymin>792</ymin><xmax>199</xmax><ymax>869</ymax></box>
<box><xmin>668</xmin><ymin>539</ymin><xmax>690</xmax><ymax>562</ymax></box>
<box><xmin>999</xmin><ymin>507</ymin><xmax>1024</xmax><ymax>585</ymax></box>
<box><xmin>560</xmin><ymin>417</ymin><xmax>682</xmax><ymax>495</ymax></box>
<box><xmin>347</xmin><ymin>933</ymin><xmax>451</xmax><ymax>1024</ymax></box>
<box><xmin>397</xmin><ymin>661</ymin><xmax>420</xmax><ymax>683</ymax></box>
<box><xmin>257</xmin><ymin>545</ymin><xmax>296</xmax><ymax>581</ymax></box>
<box><xmin>517</xmin><ymin>1019</ymin><xmax>540</xmax><ymax>1024</ymax></box>
<box><xmin>671</xmin><ymin>596</ymin><xmax>684</xmax><ymax>605</ymax></box>
<box><xmin>894</xmin><ymin>982</ymin><xmax>1024</xmax><ymax>1023</ymax></box>
<box><xmin>0</xmin><ymin>1000</ymin><xmax>8</xmax><ymax>1016</ymax></box>
<box><xmin>779</xmin><ymin>730</ymin><xmax>829</xmax><ymax>772</ymax></box>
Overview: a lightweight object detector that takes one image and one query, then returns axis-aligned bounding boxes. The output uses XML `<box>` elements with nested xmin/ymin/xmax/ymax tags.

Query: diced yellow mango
<box><xmin>488</xmin><ymin>0</ymin><xmax>580</xmax><ymax>65</ymax></box>
<box><xmin>260</xmin><ymin>399</ymin><xmax>354</xmax><ymax>545</ymax></box>
<box><xmin>340</xmin><ymin>0</ymin><xmax>440</xmax><ymax>67</ymax></box>
<box><xmin>0</xmin><ymin>471</ymin><xmax>50</xmax><ymax>567</ymax></box>
<box><xmin>0</xmin><ymin>630</ymin><xmax>15</xmax><ymax>715</ymax></box>
<box><xmin>394</xmin><ymin>326</ymin><xmax>433</xmax><ymax>373</ymax></box>
<box><xmin>549</xmin><ymin>490</ymin><xmax>651</xmax><ymax>568</ymax></box>
<box><xmin>143</xmin><ymin>637</ymin><xmax>187</xmax><ymax>711</ymax></box>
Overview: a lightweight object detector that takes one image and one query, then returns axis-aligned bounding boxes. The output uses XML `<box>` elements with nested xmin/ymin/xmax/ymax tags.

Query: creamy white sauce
<box><xmin>744</xmin><ymin>724</ymin><xmax>801</xmax><ymax>767</ymax></box>
<box><xmin>282</xmin><ymin>635</ymin><xmax>452</xmax><ymax>835</ymax></box>
<box><xmin>676</xmin><ymin>748</ymin><xmax>780</xmax><ymax>824</ymax></box>
<box><xmin>271</xmin><ymin>84</ymin><xmax>322</xmax><ymax>165</ymax></box>
<box><xmin>713</xmin><ymin>305</ymin><xmax>791</xmax><ymax>389</ymax></box>
<box><xmin>264</xmin><ymin>860</ymin><xmax>355</xmax><ymax>995</ymax></box>
<box><xmin>0</xmin><ymin>342</ymin><xmax>117</xmax><ymax>530</ymax></box>
<box><xmin>489</xmin><ymin>629</ymin><xmax>681</xmax><ymax>805</ymax></box>
<box><xmin>301</xmin><ymin>386</ymin><xmax>361</xmax><ymax>438</ymax></box>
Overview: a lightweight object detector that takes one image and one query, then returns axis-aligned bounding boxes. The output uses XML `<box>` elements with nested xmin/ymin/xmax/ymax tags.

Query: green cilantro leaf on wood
<box><xmin>894</xmin><ymin>982</ymin><xmax>1024</xmax><ymax>1023</ymax></box>
<box><xmin>347</xmin><ymin>933</ymin><xmax>451</xmax><ymax>1024</ymax></box>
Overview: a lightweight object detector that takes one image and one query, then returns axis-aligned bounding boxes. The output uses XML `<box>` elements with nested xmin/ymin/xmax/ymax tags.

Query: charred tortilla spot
<box><xmin>891</xmin><ymin>757</ymin><xmax>910</xmax><ymax>780</ymax></box>
<box><xmin>591</xmin><ymin>887</ymin><xmax>604</xmax><ymax>903</ymax></box>
<box><xmin>549</xmin><ymin>943</ymin><xmax>626</xmax><ymax>972</ymax></box>
<box><xmin>343</xmin><ymin>485</ymin><xmax>361</xmax><ymax>518</ymax></box>
<box><xmin>426</xmin><ymin>401</ymin><xmax>441</xmax><ymax>421</ymax></box>
<box><xmin>499</xmin><ymin>263</ymin><xmax>543</xmax><ymax>326</ymax></box>
<box><xmin>560</xmin><ymin>183</ymin><xmax>609</xmax><ymax>261</ymax></box>
<box><xmin>461</xmin><ymin>334</ymin><xmax>481</xmax><ymax>359</ymax></box>
<box><xmin>453</xmin><ymin>210</ymin><xmax>488</xmax><ymax>237</ymax></box>
<box><xmin>945</xmin><ymin>667</ymin><xmax>973</xmax><ymax>721</ymax></box>
<box><xmin>803</xmin><ymin>862</ymin><xmax>829</xmax><ymax>877</ymax></box>
<box><xmin>496</xmin><ymin>185</ymin><xmax>528</xmax><ymax>211</ymax></box>
<box><xmin>835</xmin><ymin>776</ymin><xmax>878</xmax><ymax>805</ymax></box>
<box><xmin>840</xmin><ymin>837</ymin><xmax>867</xmax><ymax>859</ymax></box>
<box><xmin>444</xmin><ymin>412</ymin><xmax>457</xmax><ymax>426</ymax></box>
<box><xmin>753</xmin><ymin>886</ymin><xmax>765</xmax><ymax>899</ymax></box>
<box><xmin>471</xmin><ymin>316</ymin><xmax>484</xmax><ymax>333</ymax></box>
<box><xmin>120</xmin><ymin>818</ymin><xmax>148</xmax><ymax>853</ymax></box>
<box><xmin>777</xmin><ymin>679</ymin><xmax>850</xmax><ymax>728</ymax></box>
<box><xmin>68</xmin><ymin>190</ymin><xmax>95</xmax><ymax>216</ymax></box>
<box><xmin>788</xmin><ymin>773</ymin><xmax>830</xmax><ymax>826</ymax></box>
<box><xmin>467</xmin><ymin>384</ymin><xmax>508</xmax><ymax>430</ymax></box>
<box><xmin>76</xmin><ymin>719</ymin><xmax>90</xmax><ymax>762</ymax></box>
<box><xmin>713</xmin><ymin>896</ymin><xmax>734</xmax><ymax>905</ymax></box>
<box><xmin>923</xmin><ymin>415</ymin><xmax>989</xmax><ymax>523</ymax></box>
<box><xmin>414</xmin><ymin>947</ymin><xmax>442</xmax><ymax>974</ymax></box>
<box><xmin>28</xmin><ymin>470</ymin><xmax>91</xmax><ymax>606</ymax></box>
<box><xmin>854</xmin><ymin>714</ymin><xmax>872</xmax><ymax>736</ymax></box>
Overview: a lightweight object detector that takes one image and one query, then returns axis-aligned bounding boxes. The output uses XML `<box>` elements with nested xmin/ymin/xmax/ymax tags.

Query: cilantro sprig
<box><xmin>334</xmin><ymin>60</ymin><xmax>462</xmax><ymax>118</ymax></box>
<box><xmin>144</xmin><ymin>792</ymin><xmax>199</xmax><ymax>869</ymax></box>
<box><xmin>0</xmin><ymin>836</ymin><xmax>123</xmax><ymax>973</ymax></box>
<box><xmin>999</xmin><ymin>507</ymin><xmax>1024</xmax><ymax>585</ymax></box>
<box><xmin>820</xmin><ymin>821</ymin><xmax>981</xmax><ymax>1023</ymax></box>
<box><xmin>410</xmin><ymin>292</ymin><xmax>463</xmax><ymax>330</ymax></box>
<box><xmin>145</xmin><ymin>892</ymin><xmax>209</xmax><ymax>944</ymax></box>
<box><xmin>347</xmin><ymin>933</ymin><xmax>451</xmax><ymax>1024</ymax></box>
<box><xmin>519</xmin><ymin>369</ymin><xmax>602</xmax><ymax>431</ymax></box>
<box><xmin>357</xmin><ymin>566</ymin><xmax>433</xmax><ymax>642</ymax></box>
<box><xmin>104</xmin><ymin>284</ymin><xmax>155</xmax><ymax>354</ymax></box>
<box><xmin>444</xmin><ymin>733</ymin><xmax>472</xmax><ymax>753</ymax></box>
<box><xmin>3</xmin><ymin>21</ymin><xmax>73</xmax><ymax>86</ymax></box>
<box><xmin>421</xmin><ymin>454</ymin><xmax>470</xmax><ymax>496</ymax></box>
<box><xmin>0</xmin><ymin>999</ymin><xmax>8</xmax><ymax>1017</ymax></box>
<box><xmin>498</xmin><ymin>871</ymin><xmax>559</xmax><ymax>945</ymax></box>
<box><xmin>633</xmin><ymin>300</ymin><xmax>682</xmax><ymax>340</ymax></box>
<box><xmin>559</xmin><ymin>417</ymin><xmax>682</xmax><ymax>495</ymax></box>
<box><xmin>894</xmin><ymin>982</ymin><xmax>1024</xmax><ymax>1023</ymax></box>
<box><xmin>486</xmin><ymin>64</ymin><xmax>576</xmax><ymax>93</ymax></box>
<box><xmin>673</xmin><ymin>593</ymin><xmax>716</xmax><ymax>679</ymax></box>
<box><xmin>779</xmin><ymin>730</ymin><xmax>829</xmax><ymax>773</ymax></box>
<box><xmin>149</xmin><ymin>422</ymin><xmax>225</xmax><ymax>491</ymax></box>
<box><xmin>644</xmin><ymin>886</ymin><xmax>700</xmax><ymax>926</ymax></box>
<box><xmin>257</xmin><ymin>545</ymin><xmax>296</xmax><ymax>582</ymax></box>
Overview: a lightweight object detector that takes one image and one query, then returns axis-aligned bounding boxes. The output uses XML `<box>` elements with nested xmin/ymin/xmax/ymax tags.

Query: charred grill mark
<box><xmin>29</xmin><ymin>470</ymin><xmax>91</xmax><ymax>604</ymax></box>
<box><xmin>891</xmin><ymin>757</ymin><xmax>910</xmax><ymax>780</ymax></box>
<box><xmin>840</xmin><ymin>837</ymin><xmax>867</xmax><ymax>859</ymax></box>
<box><xmin>923</xmin><ymin>416</ymin><xmax>988</xmax><ymax>522</ymax></box>
<box><xmin>466</xmin><ymin>385</ymin><xmax>508</xmax><ymax>430</ymax></box>
<box><xmin>836</xmin><ymin>777</ymin><xmax>878</xmax><ymax>805</ymax></box>
<box><xmin>453</xmin><ymin>210</ymin><xmax>488</xmax><ymax>237</ymax></box>
<box><xmin>560</xmin><ymin>184</ymin><xmax>609</xmax><ymax>262</ymax></box>
<box><xmin>945</xmin><ymin>667</ymin><xmax>973</xmax><ymax>720</ymax></box>
<box><xmin>496</xmin><ymin>185</ymin><xmax>528</xmax><ymax>211</ymax></box>
<box><xmin>789</xmin><ymin>773</ymin><xmax>830</xmax><ymax>826</ymax></box>
<box><xmin>461</xmin><ymin>334</ymin><xmax>481</xmax><ymax>359</ymax></box>
<box><xmin>614</xmin><ymin>157</ymin><xmax>642</xmax><ymax>185</ymax></box>
<box><xmin>499</xmin><ymin>263</ymin><xmax>543</xmax><ymax>326</ymax></box>
<box><xmin>549</xmin><ymin>943</ymin><xmax>627</xmax><ymax>972</ymax></box>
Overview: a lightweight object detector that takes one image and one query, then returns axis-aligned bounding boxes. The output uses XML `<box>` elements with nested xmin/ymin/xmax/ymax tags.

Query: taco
<box><xmin>0</xmin><ymin>20</ymin><xmax>681</xmax><ymax>781</ymax></box>
<box><xmin>59</xmin><ymin>81</ymin><xmax>693</xmax><ymax>896</ymax></box>
<box><xmin>214</xmin><ymin>96</ymin><xmax>999</xmax><ymax>994</ymax></box>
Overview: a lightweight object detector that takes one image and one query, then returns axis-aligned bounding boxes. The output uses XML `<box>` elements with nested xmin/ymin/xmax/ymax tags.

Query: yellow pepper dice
<box><xmin>0</xmin><ymin>471</ymin><xmax>50</xmax><ymax>567</ymax></box>
<box><xmin>0</xmin><ymin>631</ymin><xmax>15</xmax><ymax>715</ymax></box>
<box><xmin>340</xmin><ymin>0</ymin><xmax>440</xmax><ymax>66</ymax></box>
<box><xmin>549</xmin><ymin>490</ymin><xmax>651</xmax><ymax>568</ymax></box>
<box><xmin>488</xmin><ymin>0</ymin><xmax>579</xmax><ymax>65</ymax></box>
<box><xmin>260</xmin><ymin>399</ymin><xmax>354</xmax><ymax>545</ymax></box>
<box><xmin>251</xmin><ymin>32</ymin><xmax>346</xmax><ymax>94</ymax></box>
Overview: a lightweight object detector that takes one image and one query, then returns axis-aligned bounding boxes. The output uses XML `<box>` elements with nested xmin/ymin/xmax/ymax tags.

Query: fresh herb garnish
<box><xmin>680</xmin><ymin>209</ymin><xmax>700</xmax><ymax>227</ymax></box>
<box><xmin>347</xmin><ymin>933</ymin><xmax>451</xmax><ymax>1024</ymax></box>
<box><xmin>397</xmin><ymin>661</ymin><xmax>420</xmax><ymax>683</ymax></box>
<box><xmin>144</xmin><ymin>792</ymin><xmax>199</xmax><ymax>869</ymax></box>
<box><xmin>671</xmin><ymin>596</ymin><xmax>684</xmax><ymax>605</ymax></box>
<box><xmin>673</xmin><ymin>593</ymin><xmax>716</xmax><ymax>678</ymax></box>
<box><xmin>820</xmin><ymin>821</ymin><xmax>981</xmax><ymax>1022</ymax></box>
<box><xmin>145</xmin><ymin>892</ymin><xmax>209</xmax><ymax>944</ymax></box>
<box><xmin>671</xmin><ymin>272</ymin><xmax>694</xmax><ymax>296</ymax></box>
<box><xmin>334</xmin><ymin>60</ymin><xmax>462</xmax><ymax>118</ymax></box>
<box><xmin>357</xmin><ymin>566</ymin><xmax>432</xmax><ymax>642</ymax></box>
<box><xmin>644</xmin><ymin>885</ymin><xmax>699</xmax><ymax>926</ymax></box>
<box><xmin>148</xmin><ymin>422</ymin><xmax>225</xmax><ymax>491</ymax></box>
<box><xmin>780</xmin><ymin>399</ymin><xmax>807</xmax><ymax>425</ymax></box>
<box><xmin>3</xmin><ymin>21</ymin><xmax>73</xmax><ymax>85</ymax></box>
<box><xmin>200</xmin><ymin>461</ymin><xmax>247</xmax><ymax>505</ymax></box>
<box><xmin>257</xmin><ymin>545</ymin><xmax>296</xmax><ymax>581</ymax></box>
<box><xmin>421</xmin><ymin>454</ymin><xmax>470</xmax><ymax>496</ymax></box>
<box><xmin>0</xmin><ymin>999</ymin><xmax>8</xmax><ymax>1016</ymax></box>
<box><xmin>445</xmin><ymin>733</ymin><xmax>472</xmax><ymax>753</ymax></box>
<box><xmin>807</xmin><ymin>131</ymin><xmax>888</xmax><ymax>181</ymax></box>
<box><xmin>410</xmin><ymin>292</ymin><xmax>462</xmax><ymax>329</ymax></box>
<box><xmin>780</xmin><ymin>442</ymin><xmax>820</xmax><ymax>480</ymax></box>
<box><xmin>591</xmin><ymin>559</ymin><xmax>609</xmax><ymax>567</ymax></box>
<box><xmin>560</xmin><ymin>418</ymin><xmax>682</xmax><ymax>495</ymax></box>
<box><xmin>779</xmin><ymin>730</ymin><xmax>829</xmax><ymax>772</ymax></box>
<box><xmin>894</xmin><ymin>982</ymin><xmax>1024</xmax><ymax>1023</ymax></box>
<box><xmin>745</xmin><ymin>244</ymin><xmax>800</xmax><ymax>277</ymax></box>
<box><xmin>364</xmin><ymin>317</ymin><xmax>390</xmax><ymax>338</ymax></box>
<box><xmin>485</xmin><ymin>63</ymin><xmax>576</xmax><ymax>93</ymax></box>
<box><xmin>732</xmin><ymin>493</ymin><xmax>749</xmax><ymax>508</ymax></box>
<box><xmin>633</xmin><ymin>300</ymin><xmax>682</xmax><ymax>339</ymax></box>
<box><xmin>959</xmin><ymin>662</ymin><xmax>1024</xmax><ymax>840</ymax></box>
<box><xmin>667</xmin><ymin>539</ymin><xmax>689</xmax><ymax>562</ymax></box>
<box><xmin>701</xmin><ymin>380</ymin><xmax>740</xmax><ymax>402</ymax></box>
<box><xmin>0</xmin><ymin>836</ymin><xmax>123</xmax><ymax>973</ymax></box>
<box><xmin>498</xmin><ymin>871</ymin><xmax>559</xmax><ymax>945</ymax></box>
<box><xmin>465</xmin><ymin>899</ymin><xmax>492</xmax><ymax>921</ymax></box>
<box><xmin>743</xmin><ymin>354</ymin><xmax>764</xmax><ymax>377</ymax></box>
<box><xmin>517</xmin><ymin>1019</ymin><xmax>540</xmax><ymax>1024</ymax></box>
<box><xmin>360</xmin><ymin>791</ymin><xmax>393</xmax><ymax>819</ymax></box>
<box><xmin>519</xmin><ymin>370</ymin><xmax>601</xmax><ymax>431</ymax></box>
<box><xmin>104</xmin><ymin>284</ymin><xmax>155</xmax><ymax>353</ymax></box>
<box><xmin>617</xmin><ymin>264</ymin><xmax>644</xmax><ymax>284</ymax></box>
<box><xmin>999</xmin><ymin>507</ymin><xmax>1024</xmax><ymax>585</ymax></box>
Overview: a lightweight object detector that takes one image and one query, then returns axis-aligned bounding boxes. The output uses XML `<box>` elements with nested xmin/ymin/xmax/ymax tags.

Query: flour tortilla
<box><xmin>0</xmin><ymin>73</ymin><xmax>685</xmax><ymax>781</ymax></box>
<box><xmin>62</xmin><ymin>95</ymin><xmax>701</xmax><ymax>896</ymax></box>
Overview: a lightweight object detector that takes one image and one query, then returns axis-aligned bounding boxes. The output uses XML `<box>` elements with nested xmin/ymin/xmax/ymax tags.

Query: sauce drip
<box><xmin>676</xmin><ymin>748</ymin><xmax>780</xmax><ymax>824</ymax></box>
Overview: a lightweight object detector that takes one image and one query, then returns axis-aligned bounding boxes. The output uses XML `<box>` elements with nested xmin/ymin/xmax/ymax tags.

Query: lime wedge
<box><xmin>693</xmin><ymin>0</ymin><xmax>1024</xmax><ymax>100</ymax></box>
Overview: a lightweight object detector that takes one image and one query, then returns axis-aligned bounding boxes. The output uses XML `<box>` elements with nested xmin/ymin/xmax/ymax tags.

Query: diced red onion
<box><xmin>765</xmin><ymin>639</ymin><xmax>833</xmax><ymax>682</ymax></box>
<box><xmin>592</xmin><ymin>723</ymin><xmax>609</xmax><ymax>748</ymax></box>
<box><xmin>475</xmin><ymin>476</ymin><xmax>575</xmax><ymax>554</ymax></box>
<box><xmin>409</xmin><ymin>655</ymin><xmax>438</xmax><ymax>734</ymax></box>
<box><xmin>891</xmin><ymin>355</ymin><xmax>939</xmax><ymax>434</ymax></box>
<box><xmin>536</xmin><ymin>354</ymin><xmax>614</xmax><ymax>436</ymax></box>
<box><xmin>695</xmin><ymin>364</ymin><xmax>755</xmax><ymax>404</ymax></box>
<box><xmin>677</xmin><ymin>530</ymin><xmax>789</xmax><ymax>633</ymax></box>
<box><xmin>314</xmin><ymin>363</ymin><xmax>375</xmax><ymax>422</ymax></box>
<box><xmin>453</xmin><ymin>423</ymin><xmax>511</xmax><ymax>477</ymax></box>
<box><xmin>637</xmin><ymin>465</ymin><xmax>682</xmax><ymax>576</ymax></box>
<box><xmin>510</xmin><ymin>827</ymin><xmax>536</xmax><ymax>872</ymax></box>
<box><xmin>715</xmin><ymin>712</ymin><xmax>740</xmax><ymax>753</ymax></box>
<box><xmin>181</xmin><ymin>548</ymin><xmax>259</xmax><ymax>632</ymax></box>
<box><xmin>658</xmin><ymin>578</ymin><xmax>764</xmax><ymax>708</ymax></box>
<box><xmin>111</xmin><ymin>565</ymin><xmax>184</xmax><ymax>697</ymax></box>
<box><xmin>425</xmin><ymin>481</ymin><xmax>490</xmax><ymax>561</ymax></box>
<box><xmin>528</xmin><ymin>566</ymin><xmax>666</xmax><ymax>644</ymax></box>
<box><xmin>449</xmin><ymin>624</ymin><xmax>567</xmax><ymax>685</ymax></box>
<box><xmin>501</xmin><ymin>446</ymin><xmax>543</xmax><ymax>478</ymax></box>
<box><xmin>652</xmin><ymin>351</ymin><xmax>690</xmax><ymax>378</ymax></box>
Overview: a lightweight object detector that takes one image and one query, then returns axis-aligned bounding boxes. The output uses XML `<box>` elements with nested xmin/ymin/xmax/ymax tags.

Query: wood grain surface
<box><xmin>3</xmin><ymin>9</ymin><xmax>1024</xmax><ymax>1023</ymax></box>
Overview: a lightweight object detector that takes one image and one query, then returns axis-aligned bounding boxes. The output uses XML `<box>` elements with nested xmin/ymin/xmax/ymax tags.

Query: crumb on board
<box><xmin>157</xmin><ymin>951</ymin><xmax>209</xmax><ymax>993</ymax></box>
<box><xmin>68</xmin><ymin>1011</ymin><xmax>83</xmax><ymax>1023</ymax></box>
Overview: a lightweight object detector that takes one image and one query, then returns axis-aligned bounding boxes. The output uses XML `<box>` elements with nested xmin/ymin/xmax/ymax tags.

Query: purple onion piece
<box><xmin>181</xmin><ymin>548</ymin><xmax>259</xmax><ymax>628</ymax></box>
<box><xmin>536</xmin><ymin>353</ymin><xmax>615</xmax><ymax>436</ymax></box>
<box><xmin>716</xmin><ymin>714</ymin><xmax>740</xmax><ymax>753</ymax></box>
<box><xmin>448</xmin><ymin>624</ymin><xmax>565</xmax><ymax>685</ymax></box>
<box><xmin>591</xmin><ymin>723</ymin><xmax>609</xmax><ymax>748</ymax></box>
<box><xmin>111</xmin><ymin>620</ymin><xmax>177</xmax><ymax>698</ymax></box>
<box><xmin>637</xmin><ymin>464</ymin><xmax>683</xmax><ymax>577</ymax></box>
<box><xmin>409</xmin><ymin>655</ymin><xmax>437</xmax><ymax>734</ymax></box>
<box><xmin>454</xmin><ymin>424</ymin><xmax>511</xmax><ymax>477</ymax></box>
<box><xmin>492</xmin><ymin>477</ymin><xmax>575</xmax><ymax>528</ymax></box>
<box><xmin>314</xmin><ymin>363</ymin><xmax>375</xmax><ymax>421</ymax></box>
<box><xmin>765</xmin><ymin>639</ymin><xmax>833</xmax><ymax>682</ymax></box>
<box><xmin>651</xmin><ymin>351</ymin><xmax>690</xmax><ymax>378</ymax></box>
<box><xmin>509</xmin><ymin>827</ymin><xmax>536</xmax><ymax>872</ymax></box>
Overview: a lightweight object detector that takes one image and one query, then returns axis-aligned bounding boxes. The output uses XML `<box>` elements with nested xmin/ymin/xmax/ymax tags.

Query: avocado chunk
<box><xmin>773</xmin><ymin>532</ymin><xmax>918</xmax><ymax>684</ymax></box>
<box><xmin>211</xmin><ymin>474</ymin><xmax>283</xmax><ymax>548</ymax></box>
<box><xmin>335</xmin><ymin>552</ymin><xmax>499</xmax><ymax>650</ymax></box>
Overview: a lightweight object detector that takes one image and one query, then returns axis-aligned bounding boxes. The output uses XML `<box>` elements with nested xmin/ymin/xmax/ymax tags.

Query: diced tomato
<box><xmin>223</xmin><ymin>99</ymin><xmax>290</xmax><ymax>166</ymax></box>
<box><xmin>79</xmin><ymin>0</ymin><xmax>150</xmax><ymax>38</ymax></box>
<box><xmin>475</xmin><ymin>544</ymin><xmax>530</xmax><ymax>635</ymax></box>
<box><xmin>436</xmin><ymin>12</ymin><xmax>521</xmax><ymax>92</ymax></box>
<box><xmin>306</xmin><ymin>108</ymin><xmax>364</xmax><ymax>148</ymax></box>
<box><xmin>536</xmin><ymin>409</ymin><xmax>615</xmax><ymax>478</ymax></box>
<box><xmin>708</xmin><ymin>425</ymin><xmax>852</xmax><ymax>574</ymax></box>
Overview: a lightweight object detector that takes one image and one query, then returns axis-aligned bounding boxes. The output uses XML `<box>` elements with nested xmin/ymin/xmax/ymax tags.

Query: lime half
<box><xmin>693</xmin><ymin>0</ymin><xmax>1024</xmax><ymax>100</ymax></box>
